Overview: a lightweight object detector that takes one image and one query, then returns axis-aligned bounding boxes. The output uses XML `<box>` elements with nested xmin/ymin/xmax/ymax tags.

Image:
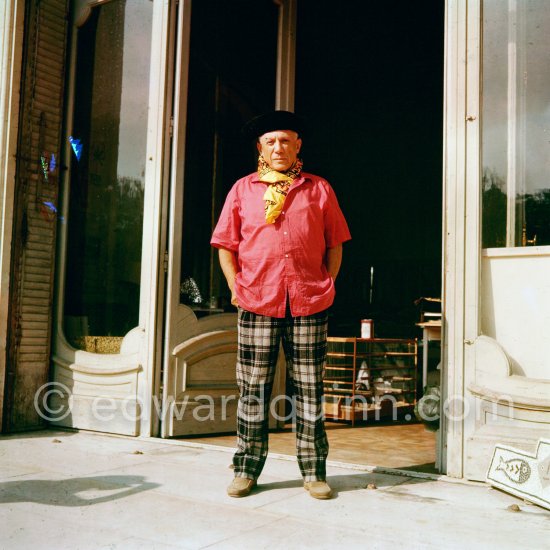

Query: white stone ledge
<box><xmin>52</xmin><ymin>355</ymin><xmax>142</xmax><ymax>376</ymax></box>
<box><xmin>482</xmin><ymin>245</ymin><xmax>550</xmax><ymax>258</ymax></box>
<box><xmin>468</xmin><ymin>381</ymin><xmax>550</xmax><ymax>412</ymax></box>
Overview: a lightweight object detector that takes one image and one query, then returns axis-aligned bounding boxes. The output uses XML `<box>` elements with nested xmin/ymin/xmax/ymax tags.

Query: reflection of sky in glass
<box><xmin>69</xmin><ymin>136</ymin><xmax>83</xmax><ymax>160</ymax></box>
<box><xmin>482</xmin><ymin>3</ymin><xmax>508</xmax><ymax>183</ymax></box>
<box><xmin>117</xmin><ymin>0</ymin><xmax>152</xmax><ymax>182</ymax></box>
<box><xmin>524</xmin><ymin>7</ymin><xmax>550</xmax><ymax>193</ymax></box>
<box><xmin>483</xmin><ymin>1</ymin><xmax>550</xmax><ymax>194</ymax></box>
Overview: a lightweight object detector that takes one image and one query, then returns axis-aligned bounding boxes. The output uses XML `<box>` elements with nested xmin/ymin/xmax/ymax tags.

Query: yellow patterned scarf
<box><xmin>258</xmin><ymin>155</ymin><xmax>303</xmax><ymax>224</ymax></box>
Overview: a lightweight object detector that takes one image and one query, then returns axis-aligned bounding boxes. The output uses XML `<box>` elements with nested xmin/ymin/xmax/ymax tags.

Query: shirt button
<box><xmin>282</xmin><ymin>211</ymin><xmax>285</xmax><ymax>215</ymax></box>
<box><xmin>285</xmin><ymin>254</ymin><xmax>289</xmax><ymax>258</ymax></box>
<box><xmin>284</xmin><ymin>231</ymin><xmax>287</xmax><ymax>235</ymax></box>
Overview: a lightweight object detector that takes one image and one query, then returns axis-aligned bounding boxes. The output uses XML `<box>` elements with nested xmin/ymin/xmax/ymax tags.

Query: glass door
<box><xmin>52</xmin><ymin>0</ymin><xmax>172</xmax><ymax>436</ymax></box>
<box><xmin>161</xmin><ymin>0</ymin><xmax>291</xmax><ymax>437</ymax></box>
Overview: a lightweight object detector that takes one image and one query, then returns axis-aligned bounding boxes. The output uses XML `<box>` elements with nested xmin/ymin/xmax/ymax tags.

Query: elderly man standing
<box><xmin>211</xmin><ymin>110</ymin><xmax>351</xmax><ymax>499</ymax></box>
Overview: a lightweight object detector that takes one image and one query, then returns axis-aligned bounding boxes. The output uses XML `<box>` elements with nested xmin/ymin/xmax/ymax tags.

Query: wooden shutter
<box><xmin>4</xmin><ymin>0</ymin><xmax>69</xmax><ymax>431</ymax></box>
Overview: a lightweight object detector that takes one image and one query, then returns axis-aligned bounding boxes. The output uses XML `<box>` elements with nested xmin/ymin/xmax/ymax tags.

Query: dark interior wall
<box><xmin>295</xmin><ymin>0</ymin><xmax>445</xmax><ymax>337</ymax></box>
<box><xmin>181</xmin><ymin>0</ymin><xmax>278</xmax><ymax>308</ymax></box>
<box><xmin>181</xmin><ymin>0</ymin><xmax>445</xmax><ymax>337</ymax></box>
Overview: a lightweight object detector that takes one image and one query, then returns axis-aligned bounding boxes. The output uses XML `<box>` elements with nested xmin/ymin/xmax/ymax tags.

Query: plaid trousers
<box><xmin>233</xmin><ymin>307</ymin><xmax>329</xmax><ymax>482</ymax></box>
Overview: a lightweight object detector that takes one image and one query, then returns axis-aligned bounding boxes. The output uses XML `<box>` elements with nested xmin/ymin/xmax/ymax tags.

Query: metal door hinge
<box><xmin>169</xmin><ymin>116</ymin><xmax>174</xmax><ymax>138</ymax></box>
<box><xmin>163</xmin><ymin>251</ymin><xmax>169</xmax><ymax>273</ymax></box>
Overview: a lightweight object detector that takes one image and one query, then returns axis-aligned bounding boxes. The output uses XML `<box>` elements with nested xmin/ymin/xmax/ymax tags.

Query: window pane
<box><xmin>63</xmin><ymin>0</ymin><xmax>153</xmax><ymax>351</ymax></box>
<box><xmin>180</xmin><ymin>0</ymin><xmax>278</xmax><ymax>313</ymax></box>
<box><xmin>482</xmin><ymin>0</ymin><xmax>550</xmax><ymax>248</ymax></box>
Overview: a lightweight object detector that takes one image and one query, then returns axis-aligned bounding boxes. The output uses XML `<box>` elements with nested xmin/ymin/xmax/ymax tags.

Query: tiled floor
<box><xmin>186</xmin><ymin>420</ymin><xmax>438</xmax><ymax>473</ymax></box>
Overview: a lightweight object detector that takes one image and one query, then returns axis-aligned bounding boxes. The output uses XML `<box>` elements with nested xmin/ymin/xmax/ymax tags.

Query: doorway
<box><xmin>295</xmin><ymin>0</ymin><xmax>444</xmax><ymax>338</ymax></box>
<box><xmin>168</xmin><ymin>0</ymin><xmax>444</xmax><ymax>472</ymax></box>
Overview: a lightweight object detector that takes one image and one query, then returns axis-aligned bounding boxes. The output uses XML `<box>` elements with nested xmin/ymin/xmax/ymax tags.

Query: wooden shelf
<box><xmin>323</xmin><ymin>337</ymin><xmax>418</xmax><ymax>425</ymax></box>
<box><xmin>354</xmin><ymin>352</ymin><xmax>416</xmax><ymax>358</ymax></box>
<box><xmin>362</xmin><ymin>365</ymin><xmax>415</xmax><ymax>370</ymax></box>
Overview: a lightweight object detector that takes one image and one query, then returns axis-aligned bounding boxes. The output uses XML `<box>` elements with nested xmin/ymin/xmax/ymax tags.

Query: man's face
<box><xmin>256</xmin><ymin>130</ymin><xmax>302</xmax><ymax>172</ymax></box>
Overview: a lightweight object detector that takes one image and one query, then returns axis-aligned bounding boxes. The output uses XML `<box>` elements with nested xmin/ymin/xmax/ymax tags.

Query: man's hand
<box><xmin>218</xmin><ymin>248</ymin><xmax>239</xmax><ymax>307</ymax></box>
<box><xmin>326</xmin><ymin>244</ymin><xmax>343</xmax><ymax>281</ymax></box>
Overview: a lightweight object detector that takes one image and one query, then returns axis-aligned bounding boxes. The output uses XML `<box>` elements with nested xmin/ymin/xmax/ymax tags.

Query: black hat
<box><xmin>242</xmin><ymin>110</ymin><xmax>305</xmax><ymax>140</ymax></box>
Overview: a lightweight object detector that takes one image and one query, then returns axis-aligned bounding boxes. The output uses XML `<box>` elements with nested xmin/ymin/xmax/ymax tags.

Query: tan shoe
<box><xmin>304</xmin><ymin>480</ymin><xmax>333</xmax><ymax>500</ymax></box>
<box><xmin>227</xmin><ymin>477</ymin><xmax>256</xmax><ymax>498</ymax></box>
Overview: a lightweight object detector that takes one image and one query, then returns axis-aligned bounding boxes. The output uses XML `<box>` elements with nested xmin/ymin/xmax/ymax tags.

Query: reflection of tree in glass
<box><xmin>482</xmin><ymin>168</ymin><xmax>507</xmax><ymax>248</ymax></box>
<box><xmin>106</xmin><ymin>176</ymin><xmax>144</xmax><ymax>336</ymax></box>
<box><xmin>483</xmin><ymin>167</ymin><xmax>550</xmax><ymax>248</ymax></box>
<box><xmin>180</xmin><ymin>276</ymin><xmax>203</xmax><ymax>305</ymax></box>
<box><xmin>114</xmin><ymin>177</ymin><xmax>144</xmax><ymax>232</ymax></box>
<box><xmin>521</xmin><ymin>190</ymin><xmax>550</xmax><ymax>247</ymax></box>
<box><xmin>66</xmin><ymin>174</ymin><xmax>145</xmax><ymax>345</ymax></box>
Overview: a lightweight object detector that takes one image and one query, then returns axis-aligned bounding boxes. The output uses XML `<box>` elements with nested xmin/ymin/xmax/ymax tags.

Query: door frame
<box><xmin>441</xmin><ymin>0</ymin><xmax>481</xmax><ymax>478</ymax></box>
<box><xmin>157</xmin><ymin>0</ymin><xmax>192</xmax><ymax>438</ymax></box>
<box><xmin>156</xmin><ymin>0</ymin><xmax>456</xmax><ymax>479</ymax></box>
<box><xmin>0</xmin><ymin>0</ymin><xmax>25</xmax><ymax>431</ymax></box>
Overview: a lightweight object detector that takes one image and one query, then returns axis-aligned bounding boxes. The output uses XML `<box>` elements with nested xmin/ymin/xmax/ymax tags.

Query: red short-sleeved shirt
<box><xmin>211</xmin><ymin>171</ymin><xmax>351</xmax><ymax>318</ymax></box>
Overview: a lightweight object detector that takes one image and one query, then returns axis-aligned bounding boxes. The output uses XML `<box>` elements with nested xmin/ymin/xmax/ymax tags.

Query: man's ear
<box><xmin>256</xmin><ymin>140</ymin><xmax>262</xmax><ymax>155</ymax></box>
<box><xmin>296</xmin><ymin>138</ymin><xmax>302</xmax><ymax>154</ymax></box>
